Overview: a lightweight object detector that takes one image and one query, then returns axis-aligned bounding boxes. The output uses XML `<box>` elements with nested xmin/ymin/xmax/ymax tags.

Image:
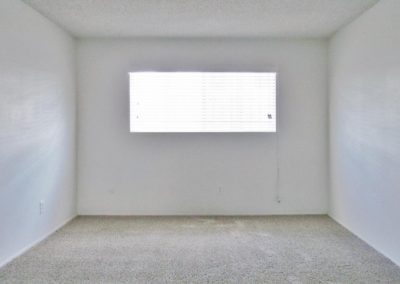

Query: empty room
<box><xmin>1</xmin><ymin>0</ymin><xmax>399</xmax><ymax>283</ymax></box>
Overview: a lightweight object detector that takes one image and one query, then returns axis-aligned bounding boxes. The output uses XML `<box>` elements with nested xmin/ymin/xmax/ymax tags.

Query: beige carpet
<box><xmin>1</xmin><ymin>216</ymin><xmax>399</xmax><ymax>283</ymax></box>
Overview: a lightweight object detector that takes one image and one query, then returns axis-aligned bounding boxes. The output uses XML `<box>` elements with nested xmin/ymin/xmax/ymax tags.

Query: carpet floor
<box><xmin>1</xmin><ymin>216</ymin><xmax>399</xmax><ymax>283</ymax></box>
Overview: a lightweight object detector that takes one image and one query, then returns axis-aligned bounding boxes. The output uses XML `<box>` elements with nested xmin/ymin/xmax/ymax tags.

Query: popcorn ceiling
<box><xmin>22</xmin><ymin>0</ymin><xmax>378</xmax><ymax>38</ymax></box>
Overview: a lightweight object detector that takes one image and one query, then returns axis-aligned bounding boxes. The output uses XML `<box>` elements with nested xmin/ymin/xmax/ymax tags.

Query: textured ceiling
<box><xmin>22</xmin><ymin>0</ymin><xmax>379</xmax><ymax>38</ymax></box>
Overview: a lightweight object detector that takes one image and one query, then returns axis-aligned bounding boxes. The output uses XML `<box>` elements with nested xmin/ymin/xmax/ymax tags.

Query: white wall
<box><xmin>77</xmin><ymin>38</ymin><xmax>328</xmax><ymax>215</ymax></box>
<box><xmin>0</xmin><ymin>0</ymin><xmax>77</xmax><ymax>266</ymax></box>
<box><xmin>329</xmin><ymin>0</ymin><xmax>400</xmax><ymax>266</ymax></box>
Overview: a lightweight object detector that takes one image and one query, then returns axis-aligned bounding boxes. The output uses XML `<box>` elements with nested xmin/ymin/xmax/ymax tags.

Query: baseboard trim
<box><xmin>78</xmin><ymin>211</ymin><xmax>329</xmax><ymax>216</ymax></box>
<box><xmin>0</xmin><ymin>214</ymin><xmax>77</xmax><ymax>269</ymax></box>
<box><xmin>328</xmin><ymin>214</ymin><xmax>400</xmax><ymax>267</ymax></box>
<box><xmin>78</xmin><ymin>213</ymin><xmax>328</xmax><ymax>217</ymax></box>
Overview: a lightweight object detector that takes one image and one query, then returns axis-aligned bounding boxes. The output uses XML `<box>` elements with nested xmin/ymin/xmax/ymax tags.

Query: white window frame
<box><xmin>129</xmin><ymin>71</ymin><xmax>279</xmax><ymax>133</ymax></box>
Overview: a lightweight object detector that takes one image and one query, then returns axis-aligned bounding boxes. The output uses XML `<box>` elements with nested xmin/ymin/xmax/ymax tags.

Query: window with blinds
<box><xmin>129</xmin><ymin>72</ymin><xmax>276</xmax><ymax>132</ymax></box>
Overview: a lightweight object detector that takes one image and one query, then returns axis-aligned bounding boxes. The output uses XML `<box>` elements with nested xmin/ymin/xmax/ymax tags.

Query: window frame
<box><xmin>129</xmin><ymin>71</ymin><xmax>279</xmax><ymax>133</ymax></box>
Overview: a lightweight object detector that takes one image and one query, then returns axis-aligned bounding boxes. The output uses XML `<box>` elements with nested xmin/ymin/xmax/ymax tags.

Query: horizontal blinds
<box><xmin>130</xmin><ymin>72</ymin><xmax>276</xmax><ymax>132</ymax></box>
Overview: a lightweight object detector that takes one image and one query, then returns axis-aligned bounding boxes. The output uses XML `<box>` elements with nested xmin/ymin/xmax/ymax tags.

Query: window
<box><xmin>129</xmin><ymin>72</ymin><xmax>276</xmax><ymax>132</ymax></box>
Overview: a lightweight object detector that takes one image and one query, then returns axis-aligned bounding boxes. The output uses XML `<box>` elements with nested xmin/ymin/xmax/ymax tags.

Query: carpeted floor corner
<box><xmin>0</xmin><ymin>215</ymin><xmax>399</xmax><ymax>283</ymax></box>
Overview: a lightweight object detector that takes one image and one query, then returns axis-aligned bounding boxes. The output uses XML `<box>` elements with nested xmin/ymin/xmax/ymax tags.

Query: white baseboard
<box><xmin>0</xmin><ymin>214</ymin><xmax>77</xmax><ymax>269</ymax></box>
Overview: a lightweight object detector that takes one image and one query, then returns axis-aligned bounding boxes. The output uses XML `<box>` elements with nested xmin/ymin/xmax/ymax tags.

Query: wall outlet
<box><xmin>39</xmin><ymin>200</ymin><xmax>44</xmax><ymax>215</ymax></box>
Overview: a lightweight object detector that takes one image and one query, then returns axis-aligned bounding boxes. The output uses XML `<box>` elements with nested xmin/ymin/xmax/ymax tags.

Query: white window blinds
<box><xmin>129</xmin><ymin>72</ymin><xmax>276</xmax><ymax>132</ymax></box>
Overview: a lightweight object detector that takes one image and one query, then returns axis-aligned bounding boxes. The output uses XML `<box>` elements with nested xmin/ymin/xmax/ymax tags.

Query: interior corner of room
<box><xmin>0</xmin><ymin>0</ymin><xmax>399</xmax><ymax>282</ymax></box>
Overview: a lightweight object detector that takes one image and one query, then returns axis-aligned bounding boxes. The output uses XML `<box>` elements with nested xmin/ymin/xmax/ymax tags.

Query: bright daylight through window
<box><xmin>130</xmin><ymin>72</ymin><xmax>276</xmax><ymax>132</ymax></box>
